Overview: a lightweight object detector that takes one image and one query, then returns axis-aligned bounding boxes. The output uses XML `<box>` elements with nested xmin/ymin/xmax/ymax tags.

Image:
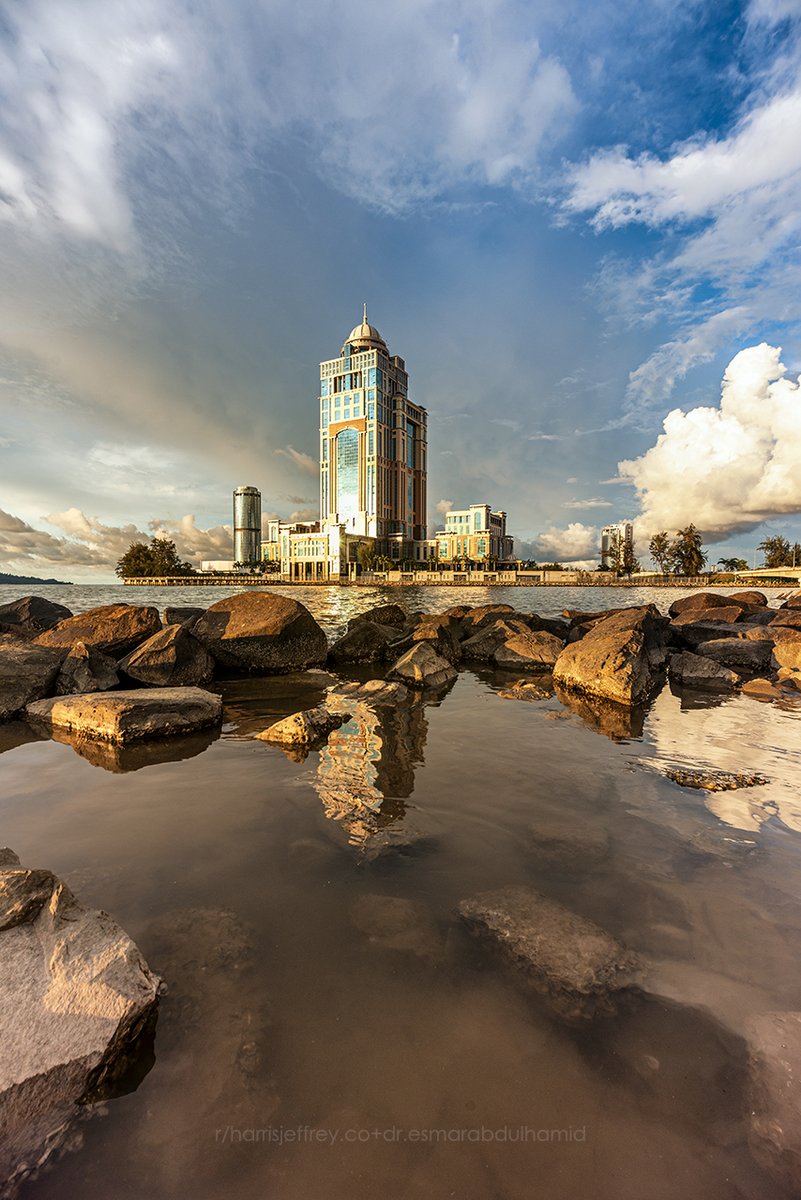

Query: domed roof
<box><xmin>342</xmin><ymin>304</ymin><xmax>387</xmax><ymax>353</ymax></box>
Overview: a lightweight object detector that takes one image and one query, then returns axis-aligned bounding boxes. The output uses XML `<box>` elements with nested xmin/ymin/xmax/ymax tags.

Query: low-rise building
<box><xmin>433</xmin><ymin>504</ymin><xmax>514</xmax><ymax>565</ymax></box>
<box><xmin>601</xmin><ymin>521</ymin><xmax>634</xmax><ymax>570</ymax></box>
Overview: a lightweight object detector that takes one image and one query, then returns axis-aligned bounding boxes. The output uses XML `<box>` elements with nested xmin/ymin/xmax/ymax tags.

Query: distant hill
<box><xmin>0</xmin><ymin>572</ymin><xmax>73</xmax><ymax>586</ymax></box>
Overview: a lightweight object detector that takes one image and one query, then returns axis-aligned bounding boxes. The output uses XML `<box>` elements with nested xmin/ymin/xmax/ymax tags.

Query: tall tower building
<box><xmin>319</xmin><ymin>307</ymin><xmax>427</xmax><ymax>554</ymax></box>
<box><xmin>233</xmin><ymin>485</ymin><xmax>262</xmax><ymax>564</ymax></box>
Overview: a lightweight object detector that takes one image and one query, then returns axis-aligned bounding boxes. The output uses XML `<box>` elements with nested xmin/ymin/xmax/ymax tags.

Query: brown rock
<box><xmin>119</xmin><ymin>624</ymin><xmax>215</xmax><ymax>687</ymax></box>
<box><xmin>773</xmin><ymin>639</ymin><xmax>801</xmax><ymax>671</ymax></box>
<box><xmin>35</xmin><ymin>604</ymin><xmax>162</xmax><ymax>657</ymax></box>
<box><xmin>387</xmin><ymin>642</ymin><xmax>457</xmax><ymax>690</ymax></box>
<box><xmin>0</xmin><ymin>595</ymin><xmax>73</xmax><ymax>638</ymax></box>
<box><xmin>728</xmin><ymin>590</ymin><xmax>768</xmax><ymax>606</ymax></box>
<box><xmin>668</xmin><ymin>591</ymin><xmax>749</xmax><ymax>617</ymax></box>
<box><xmin>56</xmin><ymin>641</ymin><xmax>119</xmax><ymax>695</ymax></box>
<box><xmin>27</xmin><ymin>687</ymin><xmax>223</xmax><ymax>744</ymax></box>
<box><xmin>0</xmin><ymin>634</ymin><xmax>64</xmax><ymax>720</ymax></box>
<box><xmin>256</xmin><ymin>706</ymin><xmax>351</xmax><ymax>747</ymax></box>
<box><xmin>493</xmin><ymin>628</ymin><xmax>563</xmax><ymax>672</ymax></box>
<box><xmin>698</xmin><ymin>638</ymin><xmax>773</xmax><ymax>674</ymax></box>
<box><xmin>552</xmin><ymin>605</ymin><xmax>668</xmax><ymax>706</ymax></box>
<box><xmin>668</xmin><ymin>650</ymin><xmax>740</xmax><ymax>690</ymax></box>
<box><xmin>671</xmin><ymin>606</ymin><xmax>745</xmax><ymax>626</ymax></box>
<box><xmin>192</xmin><ymin>591</ymin><xmax>327</xmax><ymax>674</ymax></box>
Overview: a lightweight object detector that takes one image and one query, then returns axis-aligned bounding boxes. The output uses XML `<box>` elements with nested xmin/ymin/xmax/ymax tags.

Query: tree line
<box><xmin>116</xmin><ymin>538</ymin><xmax>196</xmax><ymax>578</ymax></box>
<box><xmin>647</xmin><ymin>525</ymin><xmax>707</xmax><ymax>576</ymax></box>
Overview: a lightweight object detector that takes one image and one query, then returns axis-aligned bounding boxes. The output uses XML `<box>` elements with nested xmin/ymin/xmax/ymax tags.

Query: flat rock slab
<box><xmin>665</xmin><ymin>766</ymin><xmax>769</xmax><ymax>791</ymax></box>
<box><xmin>458</xmin><ymin>884</ymin><xmax>640</xmax><ymax>1021</ymax></box>
<box><xmin>27</xmin><ymin>687</ymin><xmax>222</xmax><ymax>744</ymax></box>
<box><xmin>0</xmin><ymin>851</ymin><xmax>159</xmax><ymax>1193</ymax></box>
<box><xmin>746</xmin><ymin>1011</ymin><xmax>801</xmax><ymax>1194</ymax></box>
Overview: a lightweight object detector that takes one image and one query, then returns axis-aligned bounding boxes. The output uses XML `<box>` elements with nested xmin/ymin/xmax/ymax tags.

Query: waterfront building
<box><xmin>233</xmin><ymin>485</ymin><xmax>262</xmax><ymax>565</ymax></box>
<box><xmin>319</xmin><ymin>307</ymin><xmax>428</xmax><ymax>561</ymax></box>
<box><xmin>433</xmin><ymin>504</ymin><xmax>514</xmax><ymax>564</ymax></box>
<box><xmin>600</xmin><ymin>521</ymin><xmax>634</xmax><ymax>570</ymax></box>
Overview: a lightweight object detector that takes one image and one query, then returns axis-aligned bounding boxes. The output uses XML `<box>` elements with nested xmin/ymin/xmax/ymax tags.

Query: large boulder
<box><xmin>163</xmin><ymin>606</ymin><xmax>205</xmax><ymax>628</ymax></box>
<box><xmin>256</xmin><ymin>705</ymin><xmax>351</xmax><ymax>748</ymax></box>
<box><xmin>671</xmin><ymin>605</ymin><xmax>745</xmax><ymax>626</ymax></box>
<box><xmin>779</xmin><ymin>594</ymin><xmax>801</xmax><ymax>610</ymax></box>
<box><xmin>0</xmin><ymin>595</ymin><xmax>73</xmax><ymax>638</ymax></box>
<box><xmin>118</xmin><ymin>624</ymin><xmax>215</xmax><ymax>687</ymax></box>
<box><xmin>0</xmin><ymin>850</ymin><xmax>159</xmax><ymax>1193</ymax></box>
<box><xmin>461</xmin><ymin>618</ymin><xmax>531</xmax><ymax>663</ymax></box>
<box><xmin>192</xmin><ymin>592</ymin><xmax>327</xmax><ymax>674</ymax></box>
<box><xmin>395</xmin><ymin>616</ymin><xmax>463</xmax><ymax>664</ymax></box>
<box><xmin>728</xmin><ymin>590</ymin><xmax>768</xmax><ymax>607</ymax></box>
<box><xmin>346</xmin><ymin>603</ymin><xmax>407</xmax><ymax>631</ymax></box>
<box><xmin>697</xmin><ymin>638</ymin><xmax>773</xmax><ymax>675</ymax></box>
<box><xmin>457</xmin><ymin>885</ymin><xmax>640</xmax><ymax>1021</ymax></box>
<box><xmin>770</xmin><ymin>609</ymin><xmax>801</xmax><ymax>629</ymax></box>
<box><xmin>0</xmin><ymin>634</ymin><xmax>64</xmax><ymax>720</ymax></box>
<box><xmin>669</xmin><ymin>619</ymin><xmax>747</xmax><ymax>649</ymax></box>
<box><xmin>27</xmin><ymin>687</ymin><xmax>222</xmax><ymax>744</ymax></box>
<box><xmin>387</xmin><ymin>642</ymin><xmax>457</xmax><ymax>690</ymax></box>
<box><xmin>493</xmin><ymin>629</ymin><xmax>563</xmax><ymax>673</ymax></box>
<box><xmin>773</xmin><ymin>639</ymin><xmax>801</xmax><ymax>672</ymax></box>
<box><xmin>459</xmin><ymin>603</ymin><xmax>517</xmax><ymax>638</ymax></box>
<box><xmin>35</xmin><ymin>604</ymin><xmax>161</xmax><ymax>657</ymax></box>
<box><xmin>327</xmin><ymin>621</ymin><xmax>395</xmax><ymax>664</ymax></box>
<box><xmin>669</xmin><ymin>591</ymin><xmax>749</xmax><ymax>617</ymax></box>
<box><xmin>668</xmin><ymin>650</ymin><xmax>741</xmax><ymax>691</ymax></box>
<box><xmin>746</xmin><ymin>1012</ymin><xmax>801</xmax><ymax>1194</ymax></box>
<box><xmin>56</xmin><ymin>641</ymin><xmax>119</xmax><ymax>695</ymax></box>
<box><xmin>552</xmin><ymin>605</ymin><xmax>669</xmax><ymax>706</ymax></box>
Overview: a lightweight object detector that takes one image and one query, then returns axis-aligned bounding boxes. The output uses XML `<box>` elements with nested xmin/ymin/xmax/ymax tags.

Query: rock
<box><xmin>459</xmin><ymin>603</ymin><xmax>517</xmax><ymax>637</ymax></box>
<box><xmin>498</xmin><ymin>678</ymin><xmax>554</xmax><ymax>702</ymax></box>
<box><xmin>0</xmin><ymin>854</ymin><xmax>159</xmax><ymax>1194</ymax></box>
<box><xmin>741</xmin><ymin>678</ymin><xmax>788</xmax><ymax>702</ymax></box>
<box><xmin>35</xmin><ymin>604</ymin><xmax>162</xmax><ymax>658</ymax></box>
<box><xmin>777</xmin><ymin>668</ymin><xmax>801</xmax><ymax>692</ymax></box>
<box><xmin>192</xmin><ymin>591</ymin><xmax>327</xmax><ymax>674</ymax></box>
<box><xmin>664</xmin><ymin>767</ymin><xmax>769</xmax><ymax>791</ymax></box>
<box><xmin>771</xmin><ymin>609</ymin><xmax>801</xmax><ymax>629</ymax></box>
<box><xmin>350</xmin><ymin>894</ymin><xmax>443</xmax><ymax>962</ymax></box>
<box><xmin>55</xmin><ymin>641</ymin><xmax>120</xmax><ymax>695</ymax></box>
<box><xmin>457</xmin><ymin>885</ymin><xmax>640</xmax><ymax>1021</ymax></box>
<box><xmin>332</xmin><ymin>679</ymin><xmax>411</xmax><ymax>705</ymax></box>
<box><xmin>552</xmin><ymin>605</ymin><xmax>668</xmax><ymax>706</ymax></box>
<box><xmin>773</xmin><ymin>639</ymin><xmax>801</xmax><ymax>672</ymax></box>
<box><xmin>163</xmin><ymin>606</ymin><xmax>205</xmax><ymax>627</ymax></box>
<box><xmin>697</xmin><ymin>638</ymin><xmax>773</xmax><ymax>674</ymax></box>
<box><xmin>527</xmin><ymin>821</ymin><xmax>610</xmax><ymax>871</ymax></box>
<box><xmin>403</xmin><ymin>615</ymin><xmax>463</xmax><ymax>663</ymax></box>
<box><xmin>669</xmin><ymin>592</ymin><xmax>749</xmax><ymax>617</ymax></box>
<box><xmin>0</xmin><ymin>595</ymin><xmax>73</xmax><ymax>638</ymax></box>
<box><xmin>26</xmin><ymin>687</ymin><xmax>223</xmax><ymax>744</ymax></box>
<box><xmin>347</xmin><ymin>603</ymin><xmax>407</xmax><ymax>631</ymax></box>
<box><xmin>118</xmin><ymin>624</ymin><xmax>215</xmax><ymax>687</ymax></box>
<box><xmin>671</xmin><ymin>606</ymin><xmax>745</xmax><ymax>626</ymax></box>
<box><xmin>526</xmin><ymin>613</ymin><xmax>571</xmax><ymax>640</ymax></box>
<box><xmin>667</xmin><ymin>651</ymin><xmax>740</xmax><ymax>691</ymax></box>
<box><xmin>746</xmin><ymin>1011</ymin><xmax>801</xmax><ymax>1194</ymax></box>
<box><xmin>387</xmin><ymin>642</ymin><xmax>457</xmax><ymax>690</ymax></box>
<box><xmin>0</xmin><ymin>634</ymin><xmax>64</xmax><ymax>720</ymax></box>
<box><xmin>256</xmin><ymin>705</ymin><xmax>351</xmax><ymax>747</ymax></box>
<box><xmin>738</xmin><ymin>606</ymin><xmax>776</xmax><ymax>625</ymax></box>
<box><xmin>729</xmin><ymin>590</ymin><xmax>768</xmax><ymax>606</ymax></box>
<box><xmin>493</xmin><ymin>629</ymin><xmax>564</xmax><ymax>672</ymax></box>
<box><xmin>460</xmin><ymin>618</ymin><xmax>531</xmax><ymax>663</ymax></box>
<box><xmin>779</xmin><ymin>593</ymin><xmax>801</xmax><ymax>609</ymax></box>
<box><xmin>669</xmin><ymin>620</ymin><xmax>747</xmax><ymax>649</ymax></box>
<box><xmin>744</xmin><ymin>626</ymin><xmax>778</xmax><ymax>641</ymax></box>
<box><xmin>327</xmin><ymin>621</ymin><xmax>395</xmax><ymax>664</ymax></box>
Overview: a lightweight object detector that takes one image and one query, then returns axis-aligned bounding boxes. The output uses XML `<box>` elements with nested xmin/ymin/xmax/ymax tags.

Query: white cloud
<box><xmin>562</xmin><ymin>497</ymin><xmax>613</xmax><ymax>509</ymax></box>
<box><xmin>529</xmin><ymin>521</ymin><xmax>599</xmax><ymax>562</ymax></box>
<box><xmin>621</xmin><ymin>343</ymin><xmax>801</xmax><ymax>540</ymax></box>
<box><xmin>274</xmin><ymin>446</ymin><xmax>318</xmax><ymax>476</ymax></box>
<box><xmin>435</xmin><ymin>498</ymin><xmax>454</xmax><ymax>515</ymax></box>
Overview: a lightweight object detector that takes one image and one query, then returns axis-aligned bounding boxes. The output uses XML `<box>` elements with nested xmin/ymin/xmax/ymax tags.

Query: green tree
<box><xmin>116</xmin><ymin>537</ymin><xmax>195</xmax><ymax>579</ymax></box>
<box><xmin>671</xmin><ymin>525</ymin><xmax>707</xmax><ymax>577</ymax></box>
<box><xmin>717</xmin><ymin>557</ymin><xmax>748</xmax><ymax>572</ymax></box>
<box><xmin>356</xmin><ymin>542</ymin><xmax>377</xmax><ymax>571</ymax></box>
<box><xmin>649</xmin><ymin>531</ymin><xmax>672</xmax><ymax>574</ymax></box>
<box><xmin>758</xmin><ymin>535</ymin><xmax>792</xmax><ymax>568</ymax></box>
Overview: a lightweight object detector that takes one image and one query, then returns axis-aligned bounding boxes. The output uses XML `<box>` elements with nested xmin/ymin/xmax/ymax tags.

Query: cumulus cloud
<box><xmin>0</xmin><ymin>507</ymin><xmax>233</xmax><ymax>571</ymax></box>
<box><xmin>528</xmin><ymin>522</ymin><xmax>599</xmax><ymax>562</ymax></box>
<box><xmin>621</xmin><ymin>344</ymin><xmax>801</xmax><ymax>540</ymax></box>
<box><xmin>435</xmin><ymin>498</ymin><xmax>454</xmax><ymax>515</ymax></box>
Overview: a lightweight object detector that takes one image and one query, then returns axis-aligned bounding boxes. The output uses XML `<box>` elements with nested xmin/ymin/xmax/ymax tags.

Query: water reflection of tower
<box><xmin>314</xmin><ymin>698</ymin><xmax>428</xmax><ymax>847</ymax></box>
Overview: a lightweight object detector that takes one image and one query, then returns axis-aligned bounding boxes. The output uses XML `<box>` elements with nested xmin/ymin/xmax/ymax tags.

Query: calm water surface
<box><xmin>2</xmin><ymin>583</ymin><xmax>801</xmax><ymax>1199</ymax></box>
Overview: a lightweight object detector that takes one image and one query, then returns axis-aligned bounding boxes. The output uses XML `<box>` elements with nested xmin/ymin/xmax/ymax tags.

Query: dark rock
<box><xmin>163</xmin><ymin>606</ymin><xmax>205</xmax><ymax>628</ymax></box>
<box><xmin>669</xmin><ymin>592</ymin><xmax>749</xmax><ymax>618</ymax></box>
<box><xmin>387</xmin><ymin>642</ymin><xmax>457</xmax><ymax>690</ymax></box>
<box><xmin>671</xmin><ymin>606</ymin><xmax>745</xmax><ymax>626</ymax></box>
<box><xmin>552</xmin><ymin>605</ymin><xmax>668</xmax><ymax>706</ymax></box>
<box><xmin>459</xmin><ymin>603</ymin><xmax>517</xmax><ymax>637</ymax></box>
<box><xmin>527</xmin><ymin>613</ymin><xmax>570</xmax><ymax>640</ymax></box>
<box><xmin>668</xmin><ymin>651</ymin><xmax>740</xmax><ymax>691</ymax></box>
<box><xmin>737</xmin><ymin>606</ymin><xmax>776</xmax><ymax>625</ymax></box>
<box><xmin>399</xmin><ymin>616</ymin><xmax>463</xmax><ymax>664</ymax></box>
<box><xmin>328</xmin><ymin>621</ymin><xmax>395</xmax><ymax>664</ymax></box>
<box><xmin>458</xmin><ymin>885</ymin><xmax>640</xmax><ymax>1021</ymax></box>
<box><xmin>256</xmin><ymin>705</ymin><xmax>351</xmax><ymax>748</ymax></box>
<box><xmin>0</xmin><ymin>595</ymin><xmax>73</xmax><ymax>638</ymax></box>
<box><xmin>746</xmin><ymin>1011</ymin><xmax>801</xmax><ymax>1194</ymax></box>
<box><xmin>461</xmin><ymin>618</ymin><xmax>531</xmax><ymax>663</ymax></box>
<box><xmin>0</xmin><ymin>854</ymin><xmax>159</xmax><ymax>1194</ymax></box>
<box><xmin>55</xmin><ymin>641</ymin><xmax>119</xmax><ymax>695</ymax></box>
<box><xmin>779</xmin><ymin>594</ymin><xmax>801</xmax><ymax>609</ymax></box>
<box><xmin>728</xmin><ymin>590</ymin><xmax>768</xmax><ymax>606</ymax></box>
<box><xmin>192</xmin><ymin>591</ymin><xmax>327</xmax><ymax>674</ymax></box>
<box><xmin>664</xmin><ymin>767</ymin><xmax>769</xmax><ymax>791</ymax></box>
<box><xmin>119</xmin><ymin>624</ymin><xmax>215</xmax><ymax>687</ymax></box>
<box><xmin>0</xmin><ymin>634</ymin><xmax>64</xmax><ymax>720</ymax></box>
<box><xmin>493</xmin><ymin>628</ymin><xmax>564</xmax><ymax>672</ymax></box>
<box><xmin>35</xmin><ymin>604</ymin><xmax>162</xmax><ymax>658</ymax></box>
<box><xmin>27</xmin><ymin>687</ymin><xmax>223</xmax><ymax>744</ymax></box>
<box><xmin>347</xmin><ymin>603</ymin><xmax>407</xmax><ymax>631</ymax></box>
<box><xmin>770</xmin><ymin>609</ymin><xmax>801</xmax><ymax>629</ymax></box>
<box><xmin>669</xmin><ymin>620</ymin><xmax>747</xmax><ymax>649</ymax></box>
<box><xmin>698</xmin><ymin>638</ymin><xmax>773</xmax><ymax>674</ymax></box>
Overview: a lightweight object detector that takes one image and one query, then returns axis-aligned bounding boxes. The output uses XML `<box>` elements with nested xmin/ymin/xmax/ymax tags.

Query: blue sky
<box><xmin>1</xmin><ymin>0</ymin><xmax>800</xmax><ymax>578</ymax></box>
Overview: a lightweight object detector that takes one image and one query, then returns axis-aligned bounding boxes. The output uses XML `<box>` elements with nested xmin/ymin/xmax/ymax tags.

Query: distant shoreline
<box><xmin>119</xmin><ymin>574</ymin><xmax>798</xmax><ymax>590</ymax></box>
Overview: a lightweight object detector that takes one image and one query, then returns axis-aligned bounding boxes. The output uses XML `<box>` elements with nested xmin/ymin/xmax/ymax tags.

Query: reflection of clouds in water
<box><xmin>641</xmin><ymin>687</ymin><xmax>801</xmax><ymax>832</ymax></box>
<box><xmin>312</xmin><ymin>697</ymin><xmax>428</xmax><ymax>848</ymax></box>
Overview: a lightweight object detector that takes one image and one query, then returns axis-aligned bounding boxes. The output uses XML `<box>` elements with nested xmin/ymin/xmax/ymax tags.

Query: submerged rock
<box><xmin>0</xmin><ymin>595</ymin><xmax>73</xmax><ymax>638</ymax></box>
<box><xmin>0</xmin><ymin>851</ymin><xmax>159</xmax><ymax>1195</ymax></box>
<box><xmin>664</xmin><ymin>767</ymin><xmax>769</xmax><ymax>791</ymax></box>
<box><xmin>27</xmin><ymin>687</ymin><xmax>223</xmax><ymax>744</ymax></box>
<box><xmin>192</xmin><ymin>591</ymin><xmax>327</xmax><ymax>675</ymax></box>
<box><xmin>35</xmin><ymin>604</ymin><xmax>162</xmax><ymax>657</ymax></box>
<box><xmin>498</xmin><ymin>677</ymin><xmax>554</xmax><ymax>702</ymax></box>
<box><xmin>387</xmin><ymin>642</ymin><xmax>457</xmax><ymax>690</ymax></box>
<box><xmin>668</xmin><ymin>651</ymin><xmax>740</xmax><ymax>691</ymax></box>
<box><xmin>746</xmin><ymin>1011</ymin><xmax>801</xmax><ymax>1194</ymax></box>
<box><xmin>350</xmin><ymin>894</ymin><xmax>443</xmax><ymax>962</ymax></box>
<box><xmin>527</xmin><ymin>820</ymin><xmax>610</xmax><ymax>871</ymax></box>
<box><xmin>457</xmin><ymin>884</ymin><xmax>640</xmax><ymax>1021</ymax></box>
<box><xmin>55</xmin><ymin>641</ymin><xmax>119</xmax><ymax>695</ymax></box>
<box><xmin>118</xmin><ymin>623</ymin><xmax>215</xmax><ymax>688</ymax></box>
<box><xmin>0</xmin><ymin>634</ymin><xmax>64</xmax><ymax>720</ymax></box>
<box><xmin>257</xmin><ymin>705</ymin><xmax>351</xmax><ymax>748</ymax></box>
<box><xmin>553</xmin><ymin>605</ymin><xmax>668</xmax><ymax>706</ymax></box>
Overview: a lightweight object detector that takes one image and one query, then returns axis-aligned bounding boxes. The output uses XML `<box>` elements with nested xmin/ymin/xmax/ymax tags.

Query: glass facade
<box><xmin>233</xmin><ymin>486</ymin><xmax>261</xmax><ymax>564</ymax></box>
<box><xmin>336</xmin><ymin>428</ymin><xmax>359</xmax><ymax>520</ymax></box>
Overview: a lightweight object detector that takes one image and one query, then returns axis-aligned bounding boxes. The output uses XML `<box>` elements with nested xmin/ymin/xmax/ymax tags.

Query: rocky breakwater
<box><xmin>553</xmin><ymin>605</ymin><xmax>669</xmax><ymax>707</ymax></box>
<box><xmin>192</xmin><ymin>591</ymin><xmax>327</xmax><ymax>674</ymax></box>
<box><xmin>0</xmin><ymin>849</ymin><xmax>159</xmax><ymax>1196</ymax></box>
